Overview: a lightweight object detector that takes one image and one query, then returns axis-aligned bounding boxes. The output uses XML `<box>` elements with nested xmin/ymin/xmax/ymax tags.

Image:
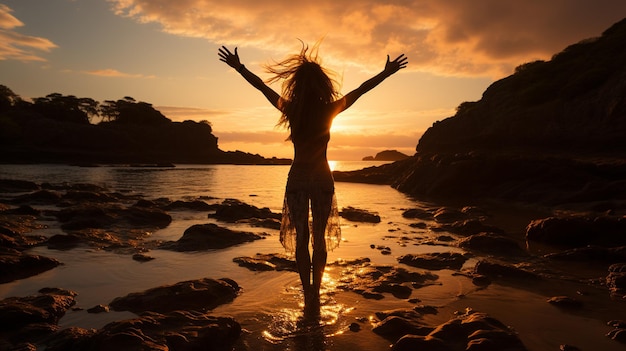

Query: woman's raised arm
<box><xmin>218</xmin><ymin>46</ymin><xmax>281</xmax><ymax>109</ymax></box>
<box><xmin>340</xmin><ymin>54</ymin><xmax>408</xmax><ymax>112</ymax></box>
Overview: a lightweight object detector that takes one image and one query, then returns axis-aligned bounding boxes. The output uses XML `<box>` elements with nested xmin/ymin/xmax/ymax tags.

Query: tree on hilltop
<box><xmin>99</xmin><ymin>96</ymin><xmax>171</xmax><ymax>125</ymax></box>
<box><xmin>32</xmin><ymin>93</ymin><xmax>99</xmax><ymax>124</ymax></box>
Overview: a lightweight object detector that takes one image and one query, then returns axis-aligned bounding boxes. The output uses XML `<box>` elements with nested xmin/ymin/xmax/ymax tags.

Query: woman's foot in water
<box><xmin>303</xmin><ymin>289</ymin><xmax>321</xmax><ymax>318</ymax></box>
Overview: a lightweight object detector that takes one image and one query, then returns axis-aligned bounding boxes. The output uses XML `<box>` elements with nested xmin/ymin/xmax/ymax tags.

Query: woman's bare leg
<box><xmin>311</xmin><ymin>192</ymin><xmax>333</xmax><ymax>297</ymax></box>
<box><xmin>286</xmin><ymin>193</ymin><xmax>312</xmax><ymax>293</ymax></box>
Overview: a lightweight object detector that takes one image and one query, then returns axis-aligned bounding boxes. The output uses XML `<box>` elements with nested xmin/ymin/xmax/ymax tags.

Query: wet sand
<box><xmin>1</xmin><ymin>173</ymin><xmax>625</xmax><ymax>350</ymax></box>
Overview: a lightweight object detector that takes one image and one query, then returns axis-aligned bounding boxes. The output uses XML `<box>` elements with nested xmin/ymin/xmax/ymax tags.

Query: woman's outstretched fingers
<box><xmin>394</xmin><ymin>54</ymin><xmax>408</xmax><ymax>68</ymax></box>
<box><xmin>385</xmin><ymin>53</ymin><xmax>408</xmax><ymax>74</ymax></box>
<box><xmin>218</xmin><ymin>46</ymin><xmax>240</xmax><ymax>68</ymax></box>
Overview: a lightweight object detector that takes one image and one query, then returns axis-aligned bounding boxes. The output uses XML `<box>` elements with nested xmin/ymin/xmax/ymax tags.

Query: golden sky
<box><xmin>2</xmin><ymin>1</ymin><xmax>625</xmax><ymax>159</ymax></box>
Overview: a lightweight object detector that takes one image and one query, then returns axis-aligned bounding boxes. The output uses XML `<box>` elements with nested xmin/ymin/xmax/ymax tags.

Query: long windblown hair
<box><xmin>266</xmin><ymin>42</ymin><xmax>341</xmax><ymax>141</ymax></box>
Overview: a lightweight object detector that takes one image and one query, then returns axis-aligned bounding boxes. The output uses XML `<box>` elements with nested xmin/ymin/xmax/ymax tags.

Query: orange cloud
<box><xmin>0</xmin><ymin>4</ymin><xmax>57</xmax><ymax>61</ymax></box>
<box><xmin>107</xmin><ymin>0</ymin><xmax>626</xmax><ymax>77</ymax></box>
<box><xmin>157</xmin><ymin>105</ymin><xmax>231</xmax><ymax>122</ymax></box>
<box><xmin>0</xmin><ymin>4</ymin><xmax>22</xmax><ymax>29</ymax></box>
<box><xmin>84</xmin><ymin>68</ymin><xmax>155</xmax><ymax>78</ymax></box>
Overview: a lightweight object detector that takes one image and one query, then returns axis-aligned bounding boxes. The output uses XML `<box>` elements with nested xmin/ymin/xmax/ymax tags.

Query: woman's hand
<box><xmin>218</xmin><ymin>46</ymin><xmax>242</xmax><ymax>69</ymax></box>
<box><xmin>384</xmin><ymin>54</ymin><xmax>408</xmax><ymax>75</ymax></box>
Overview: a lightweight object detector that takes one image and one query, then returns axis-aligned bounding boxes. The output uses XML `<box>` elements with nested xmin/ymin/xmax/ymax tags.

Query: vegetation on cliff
<box><xmin>0</xmin><ymin>89</ymin><xmax>288</xmax><ymax>165</ymax></box>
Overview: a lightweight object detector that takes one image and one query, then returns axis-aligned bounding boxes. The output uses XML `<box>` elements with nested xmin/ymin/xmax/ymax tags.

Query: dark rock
<box><xmin>45</xmin><ymin>311</ymin><xmax>241</xmax><ymax>351</ymax></box>
<box><xmin>473</xmin><ymin>260</ymin><xmax>539</xmax><ymax>281</ymax></box>
<box><xmin>375</xmin><ymin>308</ymin><xmax>424</xmax><ymax>321</ymax></box>
<box><xmin>414</xmin><ymin>305</ymin><xmax>439</xmax><ymax>315</ymax></box>
<box><xmin>132</xmin><ymin>253</ymin><xmax>155</xmax><ymax>262</ymax></box>
<box><xmin>246</xmin><ymin>217</ymin><xmax>282</xmax><ymax>230</ymax></box>
<box><xmin>160</xmin><ymin>223</ymin><xmax>264</xmax><ymax>251</ymax></box>
<box><xmin>211</xmin><ymin>198</ymin><xmax>280</xmax><ymax>223</ymax></box>
<box><xmin>402</xmin><ymin>208</ymin><xmax>433</xmax><ymax>220</ymax></box>
<box><xmin>340</xmin><ymin>206</ymin><xmax>381</xmax><ymax>223</ymax></box>
<box><xmin>86</xmin><ymin>304</ymin><xmax>109</xmax><ymax>313</ymax></box>
<box><xmin>62</xmin><ymin>190</ymin><xmax>117</xmax><ymax>203</ymax></box>
<box><xmin>336</xmin><ymin>262</ymin><xmax>438</xmax><ymax>300</ymax></box>
<box><xmin>12</xmin><ymin>190</ymin><xmax>61</xmax><ymax>205</ymax></box>
<box><xmin>133</xmin><ymin>198</ymin><xmax>164</xmax><ymax>208</ymax></box>
<box><xmin>458</xmin><ymin>232</ymin><xmax>525</xmax><ymax>256</ymax></box>
<box><xmin>55</xmin><ymin>203</ymin><xmax>172</xmax><ymax>231</ymax></box>
<box><xmin>472</xmin><ymin>275</ymin><xmax>492</xmax><ymax>287</ymax></box>
<box><xmin>349</xmin><ymin>322</ymin><xmax>361</xmax><ymax>332</ymax></box>
<box><xmin>545</xmin><ymin>246</ymin><xmax>626</xmax><ymax>262</ymax></box>
<box><xmin>233</xmin><ymin>253</ymin><xmax>296</xmax><ymax>272</ymax></box>
<box><xmin>398</xmin><ymin>252</ymin><xmax>469</xmax><ymax>270</ymax></box>
<box><xmin>164</xmin><ymin>199</ymin><xmax>213</xmax><ymax>211</ymax></box>
<box><xmin>328</xmin><ymin>257</ymin><xmax>372</xmax><ymax>267</ymax></box>
<box><xmin>233</xmin><ymin>257</ymin><xmax>276</xmax><ymax>271</ymax></box>
<box><xmin>333</xmin><ymin>158</ymin><xmax>413</xmax><ymax>185</ymax></box>
<box><xmin>0</xmin><ymin>251</ymin><xmax>61</xmax><ymax>284</ymax></box>
<box><xmin>433</xmin><ymin>207</ymin><xmax>466</xmax><ymax>223</ymax></box>
<box><xmin>109</xmin><ymin>278</ymin><xmax>240</xmax><ymax>314</ymax></box>
<box><xmin>383</xmin><ymin>267</ymin><xmax>439</xmax><ymax>287</ymax></box>
<box><xmin>608</xmin><ymin>320</ymin><xmax>626</xmax><ymax>328</ymax></box>
<box><xmin>0</xmin><ymin>179</ymin><xmax>39</xmax><ymax>193</ymax></box>
<box><xmin>526</xmin><ymin>215</ymin><xmax>626</xmax><ymax>247</ymax></box>
<box><xmin>389</xmin><ymin>311</ymin><xmax>528</xmax><ymax>351</ymax></box>
<box><xmin>436</xmin><ymin>235</ymin><xmax>455</xmax><ymax>242</ymax></box>
<box><xmin>53</xmin><ymin>204</ymin><xmax>113</xmax><ymax>229</ymax></box>
<box><xmin>5</xmin><ymin>205</ymin><xmax>40</xmax><ymax>216</ymax></box>
<box><xmin>606</xmin><ymin>263</ymin><xmax>626</xmax><ymax>298</ymax></box>
<box><xmin>373</xmin><ymin>283</ymin><xmax>412</xmax><ymax>299</ymax></box>
<box><xmin>0</xmin><ymin>288</ymin><xmax>76</xmax><ymax>332</ymax></box>
<box><xmin>547</xmin><ymin>296</ymin><xmax>583</xmax><ymax>309</ymax></box>
<box><xmin>42</xmin><ymin>182</ymin><xmax>107</xmax><ymax>193</ymax></box>
<box><xmin>124</xmin><ymin>205</ymin><xmax>172</xmax><ymax>228</ymax></box>
<box><xmin>607</xmin><ymin>328</ymin><xmax>626</xmax><ymax>342</ymax></box>
<box><xmin>438</xmin><ymin>219</ymin><xmax>505</xmax><ymax>236</ymax></box>
<box><xmin>392</xmin><ymin>335</ymin><xmax>447</xmax><ymax>351</ymax></box>
<box><xmin>47</xmin><ymin>234</ymin><xmax>83</xmax><ymax>250</ymax></box>
<box><xmin>373</xmin><ymin>315</ymin><xmax>433</xmax><ymax>341</ymax></box>
<box><xmin>410</xmin><ymin>222</ymin><xmax>428</xmax><ymax>229</ymax></box>
<box><xmin>0</xmin><ymin>212</ymin><xmax>47</xmax><ymax>249</ymax></box>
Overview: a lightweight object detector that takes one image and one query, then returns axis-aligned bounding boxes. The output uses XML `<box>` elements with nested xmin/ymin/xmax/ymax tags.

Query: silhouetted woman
<box><xmin>219</xmin><ymin>43</ymin><xmax>407</xmax><ymax>314</ymax></box>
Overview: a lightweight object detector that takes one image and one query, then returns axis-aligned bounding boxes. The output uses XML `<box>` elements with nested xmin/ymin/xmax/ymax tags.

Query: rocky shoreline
<box><xmin>1</xmin><ymin>178</ymin><xmax>626</xmax><ymax>350</ymax></box>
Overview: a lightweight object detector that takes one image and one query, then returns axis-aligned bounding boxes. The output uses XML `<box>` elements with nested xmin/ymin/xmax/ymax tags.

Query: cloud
<box><xmin>0</xmin><ymin>4</ymin><xmax>57</xmax><ymax>61</ymax></box>
<box><xmin>156</xmin><ymin>105</ymin><xmax>230</xmax><ymax>121</ymax></box>
<box><xmin>107</xmin><ymin>0</ymin><xmax>626</xmax><ymax>77</ymax></box>
<box><xmin>0</xmin><ymin>4</ymin><xmax>22</xmax><ymax>29</ymax></box>
<box><xmin>84</xmin><ymin>68</ymin><xmax>155</xmax><ymax>78</ymax></box>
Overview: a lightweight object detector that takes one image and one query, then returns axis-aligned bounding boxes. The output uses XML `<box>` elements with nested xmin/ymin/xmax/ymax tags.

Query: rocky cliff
<box><xmin>418</xmin><ymin>18</ymin><xmax>626</xmax><ymax>156</ymax></box>
<box><xmin>335</xmin><ymin>18</ymin><xmax>626</xmax><ymax>209</ymax></box>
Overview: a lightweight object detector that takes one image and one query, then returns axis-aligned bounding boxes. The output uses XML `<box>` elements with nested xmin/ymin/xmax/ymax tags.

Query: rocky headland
<box><xmin>362</xmin><ymin>150</ymin><xmax>410</xmax><ymax>162</ymax></box>
<box><xmin>335</xmin><ymin>18</ymin><xmax>626</xmax><ymax>213</ymax></box>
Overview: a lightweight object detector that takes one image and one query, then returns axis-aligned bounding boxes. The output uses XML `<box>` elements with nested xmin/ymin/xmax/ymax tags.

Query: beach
<box><xmin>1</xmin><ymin>163</ymin><xmax>625</xmax><ymax>350</ymax></box>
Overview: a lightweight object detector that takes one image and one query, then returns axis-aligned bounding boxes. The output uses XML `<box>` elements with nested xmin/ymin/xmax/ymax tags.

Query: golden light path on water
<box><xmin>261</xmin><ymin>272</ymin><xmax>351</xmax><ymax>344</ymax></box>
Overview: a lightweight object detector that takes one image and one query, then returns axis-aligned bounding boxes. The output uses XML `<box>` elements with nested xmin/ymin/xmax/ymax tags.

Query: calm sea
<box><xmin>0</xmin><ymin>162</ymin><xmax>622</xmax><ymax>351</ymax></box>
